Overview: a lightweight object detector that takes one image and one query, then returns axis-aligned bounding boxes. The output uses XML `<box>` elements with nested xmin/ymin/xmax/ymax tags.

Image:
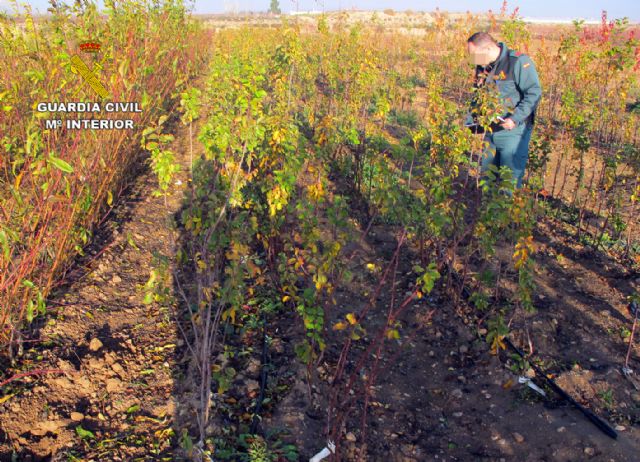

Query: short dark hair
<box><xmin>467</xmin><ymin>32</ymin><xmax>497</xmax><ymax>47</ymax></box>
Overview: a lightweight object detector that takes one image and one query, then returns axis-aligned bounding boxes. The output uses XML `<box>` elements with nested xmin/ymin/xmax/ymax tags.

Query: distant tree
<box><xmin>269</xmin><ymin>0</ymin><xmax>281</xmax><ymax>14</ymax></box>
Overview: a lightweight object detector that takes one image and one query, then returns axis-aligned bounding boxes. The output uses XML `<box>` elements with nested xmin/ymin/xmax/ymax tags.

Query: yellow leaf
<box><xmin>0</xmin><ymin>393</ymin><xmax>15</xmax><ymax>405</ymax></box>
<box><xmin>333</xmin><ymin>321</ymin><xmax>347</xmax><ymax>331</ymax></box>
<box><xmin>107</xmin><ymin>190</ymin><xmax>113</xmax><ymax>206</ymax></box>
<box><xmin>308</xmin><ymin>181</ymin><xmax>325</xmax><ymax>201</ymax></box>
<box><xmin>155</xmin><ymin>427</ymin><xmax>174</xmax><ymax>439</ymax></box>
<box><xmin>490</xmin><ymin>336</ymin><xmax>507</xmax><ymax>355</ymax></box>
<box><xmin>282</xmin><ymin>295</ymin><xmax>291</xmax><ymax>303</ymax></box>
<box><xmin>386</xmin><ymin>329</ymin><xmax>400</xmax><ymax>340</ymax></box>
<box><xmin>346</xmin><ymin>313</ymin><xmax>357</xmax><ymax>325</ymax></box>
<box><xmin>222</xmin><ymin>307</ymin><xmax>236</xmax><ymax>324</ymax></box>
<box><xmin>14</xmin><ymin>171</ymin><xmax>24</xmax><ymax>189</ymax></box>
<box><xmin>314</xmin><ymin>272</ymin><xmax>327</xmax><ymax>290</ymax></box>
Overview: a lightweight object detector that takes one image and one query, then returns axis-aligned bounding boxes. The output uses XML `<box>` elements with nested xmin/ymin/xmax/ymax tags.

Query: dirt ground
<box><xmin>0</xmin><ymin>120</ymin><xmax>193</xmax><ymax>461</ymax></box>
<box><xmin>259</xmin><ymin>173</ymin><xmax>640</xmax><ymax>461</ymax></box>
<box><xmin>1</xmin><ymin>120</ymin><xmax>640</xmax><ymax>462</ymax></box>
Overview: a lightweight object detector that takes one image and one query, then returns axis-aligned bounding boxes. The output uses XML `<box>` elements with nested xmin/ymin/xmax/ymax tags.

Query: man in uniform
<box><xmin>465</xmin><ymin>32</ymin><xmax>542</xmax><ymax>189</ymax></box>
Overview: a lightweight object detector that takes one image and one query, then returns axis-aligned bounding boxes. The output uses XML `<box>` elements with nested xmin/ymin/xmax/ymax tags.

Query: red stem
<box><xmin>0</xmin><ymin>369</ymin><xmax>65</xmax><ymax>389</ymax></box>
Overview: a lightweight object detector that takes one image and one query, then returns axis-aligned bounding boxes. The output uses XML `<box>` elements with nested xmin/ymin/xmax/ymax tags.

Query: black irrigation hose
<box><xmin>250</xmin><ymin>313</ymin><xmax>269</xmax><ymax>435</ymax></box>
<box><xmin>452</xmin><ymin>264</ymin><xmax>618</xmax><ymax>440</ymax></box>
<box><xmin>504</xmin><ymin>337</ymin><xmax>618</xmax><ymax>440</ymax></box>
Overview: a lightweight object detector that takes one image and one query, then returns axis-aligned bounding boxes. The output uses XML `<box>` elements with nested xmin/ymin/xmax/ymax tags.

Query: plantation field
<box><xmin>1</xmin><ymin>2</ymin><xmax>640</xmax><ymax>461</ymax></box>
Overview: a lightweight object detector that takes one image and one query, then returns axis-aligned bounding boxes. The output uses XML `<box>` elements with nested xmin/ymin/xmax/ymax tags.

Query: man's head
<box><xmin>467</xmin><ymin>32</ymin><xmax>501</xmax><ymax>66</ymax></box>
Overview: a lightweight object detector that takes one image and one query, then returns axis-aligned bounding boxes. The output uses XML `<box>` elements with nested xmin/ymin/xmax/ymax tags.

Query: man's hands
<box><xmin>500</xmin><ymin>117</ymin><xmax>516</xmax><ymax>130</ymax></box>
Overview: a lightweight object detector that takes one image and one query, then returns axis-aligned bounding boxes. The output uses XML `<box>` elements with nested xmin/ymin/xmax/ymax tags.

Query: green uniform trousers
<box><xmin>481</xmin><ymin>122</ymin><xmax>534</xmax><ymax>189</ymax></box>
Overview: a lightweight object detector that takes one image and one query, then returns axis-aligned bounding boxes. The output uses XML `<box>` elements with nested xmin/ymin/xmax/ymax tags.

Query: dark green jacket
<box><xmin>471</xmin><ymin>42</ymin><xmax>542</xmax><ymax>131</ymax></box>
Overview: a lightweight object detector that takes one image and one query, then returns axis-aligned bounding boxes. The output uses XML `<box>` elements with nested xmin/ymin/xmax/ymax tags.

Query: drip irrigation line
<box><xmin>504</xmin><ymin>336</ymin><xmax>617</xmax><ymax>439</ymax></box>
<box><xmin>451</xmin><ymin>262</ymin><xmax>618</xmax><ymax>440</ymax></box>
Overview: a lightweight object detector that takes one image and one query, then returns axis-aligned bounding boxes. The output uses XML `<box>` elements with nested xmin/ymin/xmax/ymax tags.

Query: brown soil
<box><xmin>1</xmin><ymin>124</ymin><xmax>639</xmax><ymax>462</ymax></box>
<box><xmin>256</xmin><ymin>175</ymin><xmax>640</xmax><ymax>461</ymax></box>
<box><xmin>0</xmin><ymin>120</ymin><xmax>194</xmax><ymax>461</ymax></box>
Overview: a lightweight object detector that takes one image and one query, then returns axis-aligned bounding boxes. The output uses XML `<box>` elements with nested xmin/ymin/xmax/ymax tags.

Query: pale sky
<box><xmin>2</xmin><ymin>0</ymin><xmax>639</xmax><ymax>21</ymax></box>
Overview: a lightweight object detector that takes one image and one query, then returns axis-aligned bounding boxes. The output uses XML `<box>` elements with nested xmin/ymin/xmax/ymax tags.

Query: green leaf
<box><xmin>417</xmin><ymin>262</ymin><xmax>440</xmax><ymax>294</ymax></box>
<box><xmin>181</xmin><ymin>429</ymin><xmax>193</xmax><ymax>451</ymax></box>
<box><xmin>75</xmin><ymin>425</ymin><xmax>95</xmax><ymax>440</ymax></box>
<box><xmin>0</xmin><ymin>230</ymin><xmax>10</xmax><ymax>260</ymax></box>
<box><xmin>141</xmin><ymin>90</ymin><xmax>150</xmax><ymax>109</ymax></box>
<box><xmin>126</xmin><ymin>404</ymin><xmax>140</xmax><ymax>414</ymax></box>
<box><xmin>48</xmin><ymin>154</ymin><xmax>74</xmax><ymax>173</ymax></box>
<box><xmin>26</xmin><ymin>300</ymin><xmax>34</xmax><ymax>323</ymax></box>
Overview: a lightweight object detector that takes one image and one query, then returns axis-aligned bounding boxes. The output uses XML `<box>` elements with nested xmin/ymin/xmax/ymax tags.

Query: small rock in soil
<box><xmin>73</xmin><ymin>375</ymin><xmax>92</xmax><ymax>389</ymax></box>
<box><xmin>70</xmin><ymin>412</ymin><xmax>84</xmax><ymax>422</ymax></box>
<box><xmin>88</xmin><ymin>357</ymin><xmax>103</xmax><ymax>369</ymax></box>
<box><xmin>346</xmin><ymin>432</ymin><xmax>357</xmax><ymax>442</ymax></box>
<box><xmin>246</xmin><ymin>358</ymin><xmax>261</xmax><ymax>378</ymax></box>
<box><xmin>245</xmin><ymin>380</ymin><xmax>260</xmax><ymax>393</ymax></box>
<box><xmin>89</xmin><ymin>338</ymin><xmax>103</xmax><ymax>352</ymax></box>
<box><xmin>31</xmin><ymin>420</ymin><xmax>66</xmax><ymax>436</ymax></box>
<box><xmin>52</xmin><ymin>377</ymin><xmax>73</xmax><ymax>389</ymax></box>
<box><xmin>512</xmin><ymin>432</ymin><xmax>524</xmax><ymax>443</ymax></box>
<box><xmin>584</xmin><ymin>447</ymin><xmax>595</xmax><ymax>456</ymax></box>
<box><xmin>106</xmin><ymin>378</ymin><xmax>122</xmax><ymax>393</ymax></box>
<box><xmin>125</xmin><ymin>339</ymin><xmax>137</xmax><ymax>352</ymax></box>
<box><xmin>111</xmin><ymin>362</ymin><xmax>125</xmax><ymax>376</ymax></box>
<box><xmin>451</xmin><ymin>389</ymin><xmax>463</xmax><ymax>399</ymax></box>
